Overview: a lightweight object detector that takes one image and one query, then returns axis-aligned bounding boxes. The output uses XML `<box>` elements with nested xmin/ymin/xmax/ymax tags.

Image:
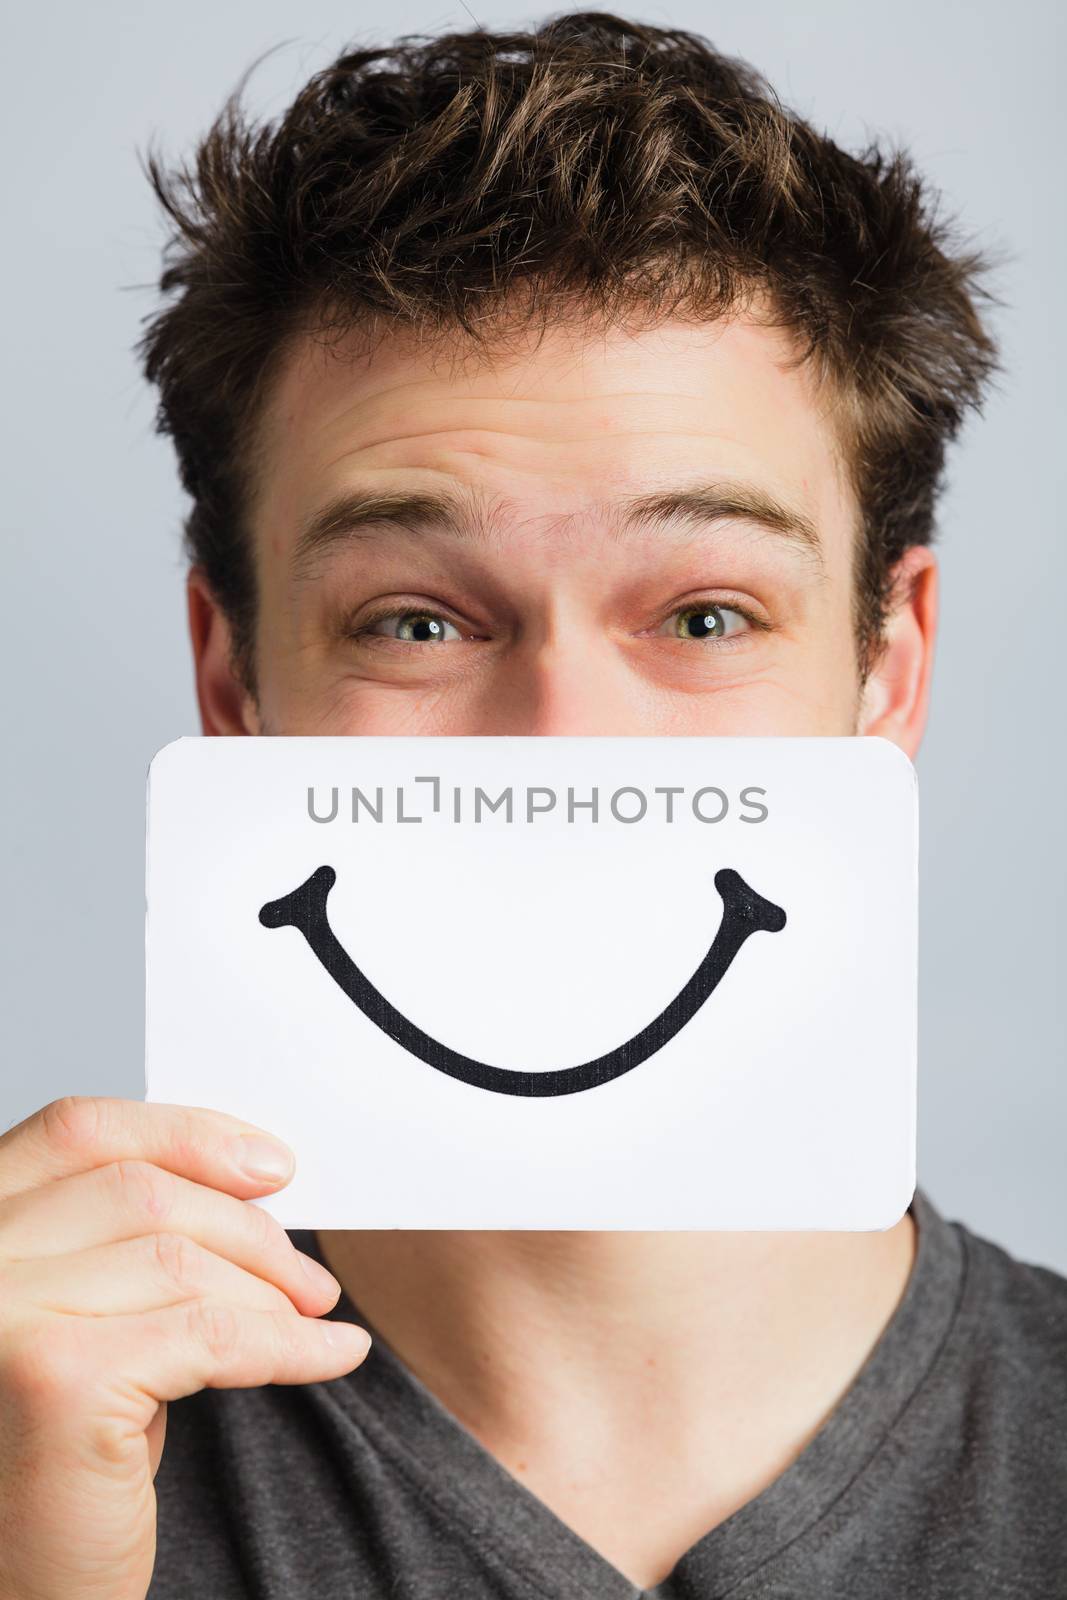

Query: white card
<box><xmin>144</xmin><ymin>735</ymin><xmax>917</xmax><ymax>1229</ymax></box>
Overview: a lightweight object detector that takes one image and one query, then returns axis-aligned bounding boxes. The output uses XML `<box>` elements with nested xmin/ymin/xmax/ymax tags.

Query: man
<box><xmin>0</xmin><ymin>12</ymin><xmax>1063</xmax><ymax>1599</ymax></box>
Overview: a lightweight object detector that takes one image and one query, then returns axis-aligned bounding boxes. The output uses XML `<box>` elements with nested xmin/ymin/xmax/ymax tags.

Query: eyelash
<box><xmin>349</xmin><ymin>596</ymin><xmax>770</xmax><ymax>647</ymax></box>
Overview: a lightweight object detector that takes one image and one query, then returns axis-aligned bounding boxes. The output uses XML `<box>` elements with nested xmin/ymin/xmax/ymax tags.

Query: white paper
<box><xmin>145</xmin><ymin>735</ymin><xmax>917</xmax><ymax>1229</ymax></box>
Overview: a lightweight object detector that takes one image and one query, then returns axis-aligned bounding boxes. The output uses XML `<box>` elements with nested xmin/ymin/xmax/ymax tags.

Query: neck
<box><xmin>317</xmin><ymin>1215</ymin><xmax>916</xmax><ymax>1468</ymax></box>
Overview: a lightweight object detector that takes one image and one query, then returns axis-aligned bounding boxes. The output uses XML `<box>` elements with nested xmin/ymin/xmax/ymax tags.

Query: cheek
<box><xmin>260</xmin><ymin>655</ymin><xmax>861</xmax><ymax>738</ymax></box>
<box><xmin>665</xmin><ymin>610</ymin><xmax>860</xmax><ymax>736</ymax></box>
<box><xmin>261</xmin><ymin>664</ymin><xmax>471</xmax><ymax>735</ymax></box>
<box><xmin>662</xmin><ymin>674</ymin><xmax>859</xmax><ymax>736</ymax></box>
<box><xmin>786</xmin><ymin>619</ymin><xmax>863</xmax><ymax>733</ymax></box>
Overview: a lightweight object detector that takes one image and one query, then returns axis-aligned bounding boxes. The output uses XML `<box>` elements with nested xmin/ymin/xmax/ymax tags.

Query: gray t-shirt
<box><xmin>149</xmin><ymin>1188</ymin><xmax>1067</xmax><ymax>1598</ymax></box>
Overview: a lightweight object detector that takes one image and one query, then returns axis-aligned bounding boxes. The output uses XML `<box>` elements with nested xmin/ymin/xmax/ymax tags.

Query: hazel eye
<box><xmin>659</xmin><ymin>603</ymin><xmax>753</xmax><ymax>641</ymax></box>
<box><xmin>365</xmin><ymin>610</ymin><xmax>463</xmax><ymax>642</ymax></box>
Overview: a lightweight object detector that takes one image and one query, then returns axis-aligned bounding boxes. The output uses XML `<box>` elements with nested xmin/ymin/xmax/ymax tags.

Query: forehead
<box><xmin>250</xmin><ymin>309</ymin><xmax>855</xmax><ymax>564</ymax></box>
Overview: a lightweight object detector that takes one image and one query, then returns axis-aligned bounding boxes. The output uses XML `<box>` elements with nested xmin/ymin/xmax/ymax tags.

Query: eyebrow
<box><xmin>291</xmin><ymin>479</ymin><xmax>825</xmax><ymax>578</ymax></box>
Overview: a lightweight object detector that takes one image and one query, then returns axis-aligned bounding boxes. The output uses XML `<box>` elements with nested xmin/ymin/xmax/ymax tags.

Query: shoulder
<box><xmin>846</xmin><ymin>1196</ymin><xmax>1067</xmax><ymax>1585</ymax></box>
<box><xmin>931</xmin><ymin>1198</ymin><xmax>1067</xmax><ymax>1486</ymax></box>
<box><xmin>952</xmin><ymin>1208</ymin><xmax>1067</xmax><ymax>1371</ymax></box>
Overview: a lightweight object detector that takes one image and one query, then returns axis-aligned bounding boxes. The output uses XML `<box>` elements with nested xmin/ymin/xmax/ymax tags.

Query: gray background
<box><xmin>3</xmin><ymin>2</ymin><xmax>1063</xmax><ymax>1266</ymax></box>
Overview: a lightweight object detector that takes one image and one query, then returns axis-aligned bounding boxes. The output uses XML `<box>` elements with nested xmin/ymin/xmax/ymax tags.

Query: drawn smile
<box><xmin>259</xmin><ymin>865</ymin><xmax>786</xmax><ymax>1097</ymax></box>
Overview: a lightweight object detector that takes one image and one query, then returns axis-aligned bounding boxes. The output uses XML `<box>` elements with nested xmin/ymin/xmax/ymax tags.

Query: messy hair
<box><xmin>139</xmin><ymin>10</ymin><xmax>997</xmax><ymax>692</ymax></box>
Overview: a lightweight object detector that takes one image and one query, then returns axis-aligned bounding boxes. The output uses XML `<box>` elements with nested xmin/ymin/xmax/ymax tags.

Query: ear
<box><xmin>856</xmin><ymin>545</ymin><xmax>938</xmax><ymax>759</ymax></box>
<box><xmin>187</xmin><ymin>567</ymin><xmax>261</xmax><ymax>736</ymax></box>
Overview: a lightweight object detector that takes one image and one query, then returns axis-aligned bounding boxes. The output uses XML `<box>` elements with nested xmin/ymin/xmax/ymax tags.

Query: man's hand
<box><xmin>0</xmin><ymin>1096</ymin><xmax>370</xmax><ymax>1600</ymax></box>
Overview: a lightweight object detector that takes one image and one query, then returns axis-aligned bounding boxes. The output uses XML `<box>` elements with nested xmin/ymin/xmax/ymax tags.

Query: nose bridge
<box><xmin>463</xmin><ymin>554</ymin><xmax>642</xmax><ymax>734</ymax></box>
<box><xmin>498</xmin><ymin>624</ymin><xmax>640</xmax><ymax>735</ymax></box>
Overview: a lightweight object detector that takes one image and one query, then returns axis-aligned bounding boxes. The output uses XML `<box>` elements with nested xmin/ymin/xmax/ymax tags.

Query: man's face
<box><xmin>193</xmin><ymin>310</ymin><xmax>934</xmax><ymax>749</ymax></box>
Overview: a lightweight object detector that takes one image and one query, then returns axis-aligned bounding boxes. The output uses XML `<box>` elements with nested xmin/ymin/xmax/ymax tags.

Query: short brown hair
<box><xmin>139</xmin><ymin>10</ymin><xmax>997</xmax><ymax>692</ymax></box>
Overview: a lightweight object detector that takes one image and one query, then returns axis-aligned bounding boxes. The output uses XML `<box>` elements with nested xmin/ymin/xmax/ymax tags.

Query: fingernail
<box><xmin>298</xmin><ymin>1251</ymin><xmax>341</xmax><ymax>1298</ymax></box>
<box><xmin>322</xmin><ymin>1322</ymin><xmax>372</xmax><ymax>1357</ymax></box>
<box><xmin>232</xmin><ymin>1134</ymin><xmax>295</xmax><ymax>1183</ymax></box>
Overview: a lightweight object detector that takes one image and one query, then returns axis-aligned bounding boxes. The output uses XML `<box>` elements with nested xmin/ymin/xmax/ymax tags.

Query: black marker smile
<box><xmin>259</xmin><ymin>865</ymin><xmax>786</xmax><ymax>1097</ymax></box>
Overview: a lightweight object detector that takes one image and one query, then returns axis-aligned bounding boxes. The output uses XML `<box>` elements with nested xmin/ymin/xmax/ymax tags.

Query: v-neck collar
<box><xmin>293</xmin><ymin>1189</ymin><xmax>965</xmax><ymax>1599</ymax></box>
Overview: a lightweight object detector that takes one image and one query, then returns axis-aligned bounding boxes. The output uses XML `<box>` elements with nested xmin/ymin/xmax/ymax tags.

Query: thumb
<box><xmin>147</xmin><ymin>1402</ymin><xmax>168</xmax><ymax>1480</ymax></box>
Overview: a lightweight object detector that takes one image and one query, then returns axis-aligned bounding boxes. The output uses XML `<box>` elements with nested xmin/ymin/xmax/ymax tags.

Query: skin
<box><xmin>0</xmin><ymin>308</ymin><xmax>937</xmax><ymax>1597</ymax></box>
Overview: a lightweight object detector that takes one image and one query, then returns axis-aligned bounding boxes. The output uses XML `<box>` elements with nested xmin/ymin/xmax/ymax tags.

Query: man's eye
<box><xmin>363</xmin><ymin>609</ymin><xmax>463</xmax><ymax>642</ymax></box>
<box><xmin>657</xmin><ymin>603</ymin><xmax>753</xmax><ymax>641</ymax></box>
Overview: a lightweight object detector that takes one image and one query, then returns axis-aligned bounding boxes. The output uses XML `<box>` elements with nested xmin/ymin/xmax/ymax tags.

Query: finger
<box><xmin>0</xmin><ymin>1161</ymin><xmax>337</xmax><ymax>1317</ymax></box>
<box><xmin>114</xmin><ymin>1301</ymin><xmax>372</xmax><ymax>1402</ymax></box>
<box><xmin>8</xmin><ymin>1307</ymin><xmax>373</xmax><ymax>1449</ymax></box>
<box><xmin>0</xmin><ymin>1097</ymin><xmax>295</xmax><ymax>1206</ymax></box>
<box><xmin>8</xmin><ymin>1232</ymin><xmax>334</xmax><ymax>1318</ymax></box>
